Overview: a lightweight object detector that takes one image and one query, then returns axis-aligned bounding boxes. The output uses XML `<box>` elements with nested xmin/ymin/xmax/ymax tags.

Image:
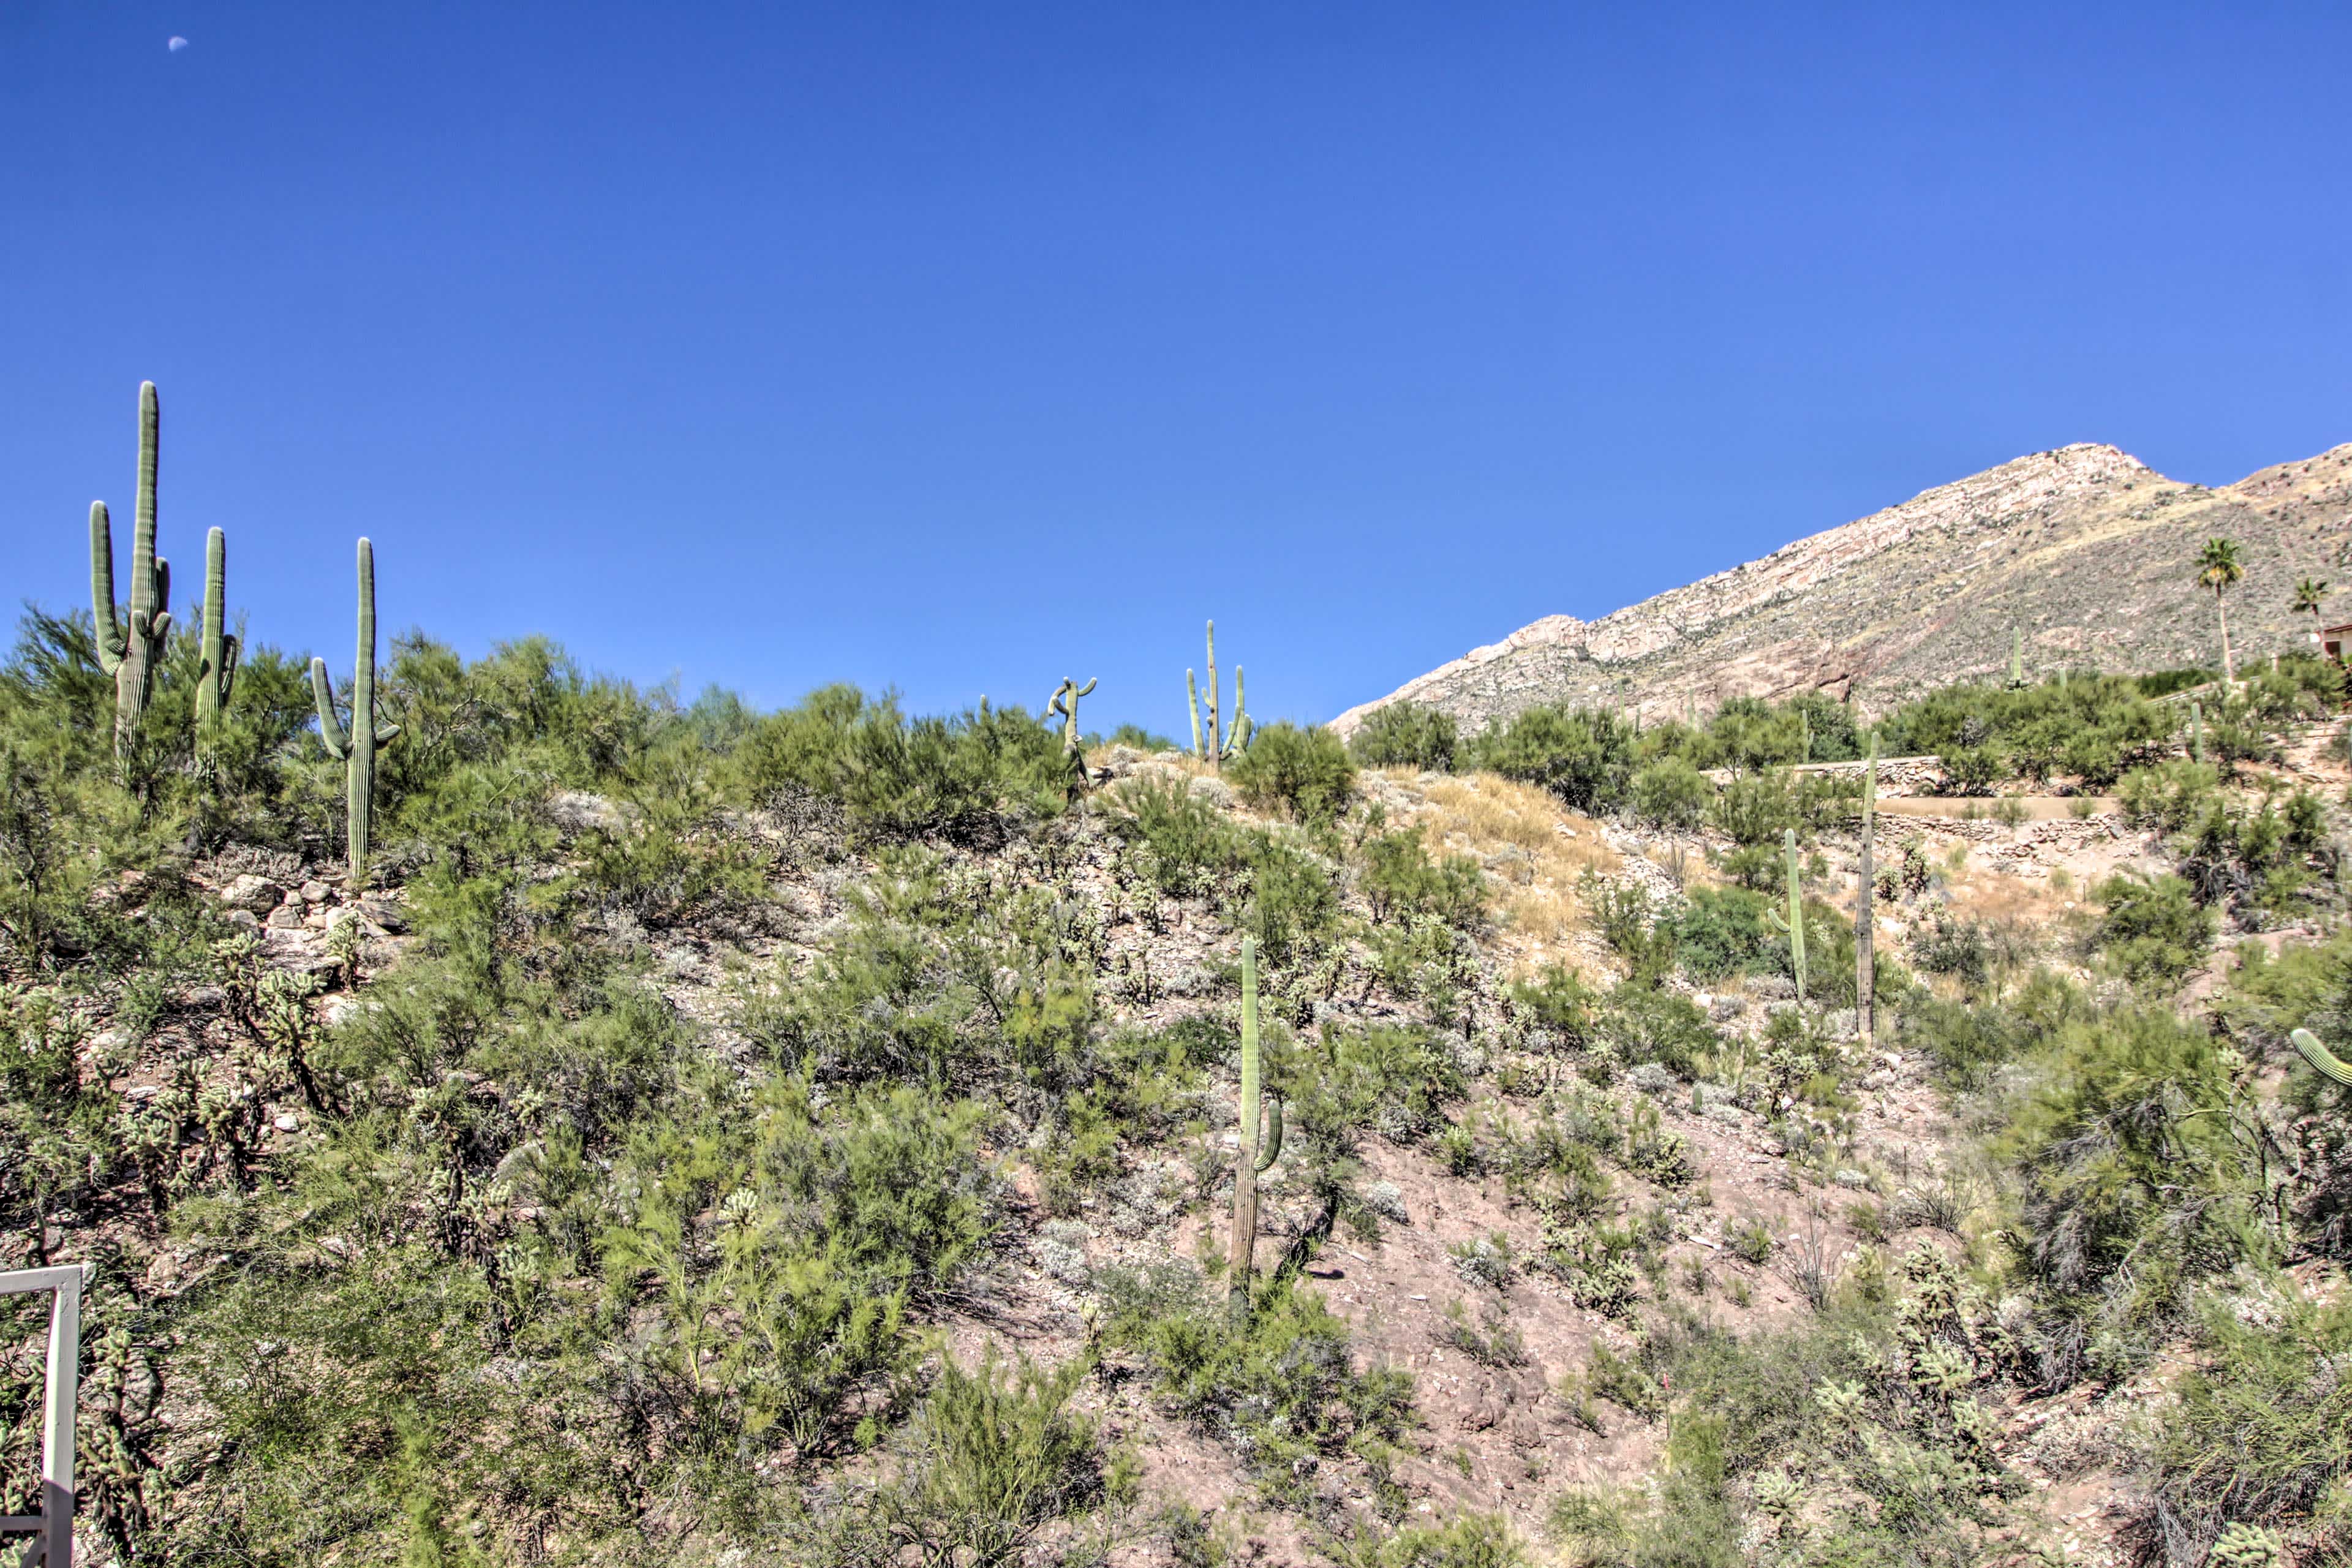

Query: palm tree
<box><xmin>2197</xmin><ymin>537</ymin><xmax>2244</xmax><ymax>681</ymax></box>
<box><xmin>2292</xmin><ymin>576</ymin><xmax>2330</xmax><ymax>655</ymax></box>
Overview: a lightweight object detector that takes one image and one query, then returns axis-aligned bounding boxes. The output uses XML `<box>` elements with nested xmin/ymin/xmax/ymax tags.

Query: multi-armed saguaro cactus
<box><xmin>2290</xmin><ymin>1028</ymin><xmax>2352</xmax><ymax>1088</ymax></box>
<box><xmin>91</xmin><ymin>381</ymin><xmax>174</xmax><ymax>758</ymax></box>
<box><xmin>312</xmin><ymin>538</ymin><xmax>399</xmax><ymax>894</ymax></box>
<box><xmin>195</xmin><ymin>526</ymin><xmax>240</xmax><ymax>742</ymax></box>
<box><xmin>1045</xmin><ymin>676</ymin><xmax>1097</xmax><ymax>794</ymax></box>
<box><xmin>1227</xmin><ymin>935</ymin><xmax>1284</xmax><ymax>1319</ymax></box>
<box><xmin>1189</xmin><ymin>620</ymin><xmax>1251</xmax><ymax>772</ymax></box>
<box><xmin>1766</xmin><ymin>827</ymin><xmax>1807</xmax><ymax>1004</ymax></box>
<box><xmin>1856</xmin><ymin>746</ymin><xmax>1877</xmax><ymax>1049</ymax></box>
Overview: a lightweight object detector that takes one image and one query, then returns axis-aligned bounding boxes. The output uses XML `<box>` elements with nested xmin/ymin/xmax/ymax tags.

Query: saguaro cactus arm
<box><xmin>2290</xmin><ymin>1028</ymin><xmax>2352</xmax><ymax>1088</ymax></box>
<box><xmin>1221</xmin><ymin>666</ymin><xmax>1251</xmax><ymax>758</ymax></box>
<box><xmin>311</xmin><ymin>659</ymin><xmax>350</xmax><ymax>761</ymax></box>
<box><xmin>1187</xmin><ymin>669</ymin><xmax>1204</xmax><ymax>759</ymax></box>
<box><xmin>90</xmin><ymin>503</ymin><xmax>124</xmax><ymax>671</ymax></box>
<box><xmin>197</xmin><ymin>526</ymin><xmax>239</xmax><ymax>724</ymax></box>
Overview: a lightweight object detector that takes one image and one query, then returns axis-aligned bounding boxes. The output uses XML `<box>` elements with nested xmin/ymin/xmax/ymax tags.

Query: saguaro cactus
<box><xmin>196</xmin><ymin>526</ymin><xmax>239</xmax><ymax>737</ymax></box>
<box><xmin>1767</xmin><ymin>827</ymin><xmax>1807</xmax><ymax>1003</ymax></box>
<box><xmin>91</xmin><ymin>381</ymin><xmax>173</xmax><ymax>758</ymax></box>
<box><xmin>2008</xmin><ymin>628</ymin><xmax>2026</xmax><ymax>688</ymax></box>
<box><xmin>1046</xmin><ymin>676</ymin><xmax>1097</xmax><ymax>793</ymax></box>
<box><xmin>2191</xmin><ymin>700</ymin><xmax>2206</xmax><ymax>764</ymax></box>
<box><xmin>2290</xmin><ymin>1028</ymin><xmax>2352</xmax><ymax>1088</ymax></box>
<box><xmin>312</xmin><ymin>538</ymin><xmax>399</xmax><ymax>893</ymax></box>
<box><xmin>1227</xmin><ymin>935</ymin><xmax>1284</xmax><ymax>1319</ymax></box>
<box><xmin>1856</xmin><ymin>746</ymin><xmax>1877</xmax><ymax>1049</ymax></box>
<box><xmin>1194</xmin><ymin>621</ymin><xmax>1251</xmax><ymax>770</ymax></box>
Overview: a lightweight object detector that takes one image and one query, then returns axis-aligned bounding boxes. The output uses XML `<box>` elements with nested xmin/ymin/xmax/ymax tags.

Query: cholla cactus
<box><xmin>1226</xmin><ymin>935</ymin><xmax>1284</xmax><ymax>1317</ymax></box>
<box><xmin>2289</xmin><ymin>1028</ymin><xmax>2352</xmax><ymax>1087</ymax></box>
<box><xmin>2206</xmin><ymin>1522</ymin><xmax>2286</xmax><ymax>1567</ymax></box>
<box><xmin>1751</xmin><ymin>1469</ymin><xmax>1800</xmax><ymax>1517</ymax></box>
<box><xmin>91</xmin><ymin>381</ymin><xmax>173</xmax><ymax>758</ymax></box>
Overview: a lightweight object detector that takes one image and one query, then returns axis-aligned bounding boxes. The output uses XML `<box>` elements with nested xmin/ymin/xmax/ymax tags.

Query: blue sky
<box><xmin>5</xmin><ymin>4</ymin><xmax>2349</xmax><ymax>733</ymax></box>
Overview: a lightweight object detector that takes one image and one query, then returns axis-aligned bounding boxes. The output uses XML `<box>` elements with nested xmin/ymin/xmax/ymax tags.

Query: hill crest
<box><xmin>1337</xmin><ymin>440</ymin><xmax>2352</xmax><ymax>731</ymax></box>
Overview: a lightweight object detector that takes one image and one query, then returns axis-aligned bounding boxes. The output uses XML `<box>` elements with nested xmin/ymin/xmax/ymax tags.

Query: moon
<box><xmin>168</xmin><ymin>36</ymin><xmax>189</xmax><ymax>51</ymax></box>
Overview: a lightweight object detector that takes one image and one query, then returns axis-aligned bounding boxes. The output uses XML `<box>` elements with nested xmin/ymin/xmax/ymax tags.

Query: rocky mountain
<box><xmin>1335</xmin><ymin>441</ymin><xmax>2352</xmax><ymax>733</ymax></box>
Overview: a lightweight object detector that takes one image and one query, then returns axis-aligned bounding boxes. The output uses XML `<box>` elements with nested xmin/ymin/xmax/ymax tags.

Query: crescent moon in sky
<box><xmin>168</xmin><ymin>36</ymin><xmax>189</xmax><ymax>51</ymax></box>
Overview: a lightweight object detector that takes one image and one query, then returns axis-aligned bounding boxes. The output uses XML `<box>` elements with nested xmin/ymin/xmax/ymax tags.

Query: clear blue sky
<box><xmin>5</xmin><ymin>4</ymin><xmax>2349</xmax><ymax>733</ymax></box>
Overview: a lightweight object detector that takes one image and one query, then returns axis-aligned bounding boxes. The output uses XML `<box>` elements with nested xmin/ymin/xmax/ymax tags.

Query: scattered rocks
<box><xmin>221</xmin><ymin>873</ymin><xmax>282</xmax><ymax>914</ymax></box>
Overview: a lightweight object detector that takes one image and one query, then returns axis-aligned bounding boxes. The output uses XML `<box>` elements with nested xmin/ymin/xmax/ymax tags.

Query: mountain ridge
<box><xmin>1336</xmin><ymin>439</ymin><xmax>2352</xmax><ymax>732</ymax></box>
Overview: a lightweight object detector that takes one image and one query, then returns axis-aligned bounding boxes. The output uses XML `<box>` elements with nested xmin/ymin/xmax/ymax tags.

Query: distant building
<box><xmin>2321</xmin><ymin>622</ymin><xmax>2352</xmax><ymax>663</ymax></box>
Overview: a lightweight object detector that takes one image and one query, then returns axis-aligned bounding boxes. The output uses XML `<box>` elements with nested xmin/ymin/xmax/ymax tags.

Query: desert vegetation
<box><xmin>4</xmin><ymin>396</ymin><xmax>2349</xmax><ymax>1568</ymax></box>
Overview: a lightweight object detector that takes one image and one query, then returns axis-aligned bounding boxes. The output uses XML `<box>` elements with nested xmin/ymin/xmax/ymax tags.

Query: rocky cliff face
<box><xmin>1335</xmin><ymin>441</ymin><xmax>2352</xmax><ymax>733</ymax></box>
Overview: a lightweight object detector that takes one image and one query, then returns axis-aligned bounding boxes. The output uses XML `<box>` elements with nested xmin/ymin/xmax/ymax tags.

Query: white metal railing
<box><xmin>0</xmin><ymin>1266</ymin><xmax>80</xmax><ymax>1568</ymax></box>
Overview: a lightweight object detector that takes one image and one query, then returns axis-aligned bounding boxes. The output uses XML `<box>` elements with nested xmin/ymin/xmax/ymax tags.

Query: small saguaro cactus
<box><xmin>312</xmin><ymin>538</ymin><xmax>400</xmax><ymax>894</ymax></box>
<box><xmin>2008</xmin><ymin>627</ymin><xmax>2026</xmax><ymax>688</ymax></box>
<box><xmin>91</xmin><ymin>380</ymin><xmax>173</xmax><ymax>758</ymax></box>
<box><xmin>2190</xmin><ymin>699</ymin><xmax>2206</xmax><ymax>764</ymax></box>
<box><xmin>1046</xmin><ymin>676</ymin><xmax>1097</xmax><ymax>793</ymax></box>
<box><xmin>1227</xmin><ymin>936</ymin><xmax>1284</xmax><ymax>1319</ymax></box>
<box><xmin>1856</xmin><ymin>745</ymin><xmax>1877</xmax><ymax>1049</ymax></box>
<box><xmin>195</xmin><ymin>526</ymin><xmax>239</xmax><ymax>738</ymax></box>
<box><xmin>2289</xmin><ymin>1028</ymin><xmax>2352</xmax><ymax>1088</ymax></box>
<box><xmin>1766</xmin><ymin>827</ymin><xmax>1807</xmax><ymax>1003</ymax></box>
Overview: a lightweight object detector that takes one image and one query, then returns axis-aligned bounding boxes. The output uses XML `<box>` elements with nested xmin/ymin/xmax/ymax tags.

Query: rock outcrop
<box><xmin>1336</xmin><ymin>441</ymin><xmax>2352</xmax><ymax>733</ymax></box>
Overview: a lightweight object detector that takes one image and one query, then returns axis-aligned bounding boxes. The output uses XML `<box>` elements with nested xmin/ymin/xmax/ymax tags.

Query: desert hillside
<box><xmin>1335</xmin><ymin>442</ymin><xmax>2352</xmax><ymax>733</ymax></box>
<box><xmin>6</xmin><ymin>589</ymin><xmax>2350</xmax><ymax>1567</ymax></box>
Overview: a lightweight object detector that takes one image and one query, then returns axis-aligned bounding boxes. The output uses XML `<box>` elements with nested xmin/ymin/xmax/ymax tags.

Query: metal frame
<box><xmin>0</xmin><ymin>1267</ymin><xmax>80</xmax><ymax>1568</ymax></box>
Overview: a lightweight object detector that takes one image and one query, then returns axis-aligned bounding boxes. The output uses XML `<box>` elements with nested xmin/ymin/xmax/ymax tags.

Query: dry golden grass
<box><xmin>1381</xmin><ymin>769</ymin><xmax>1619</xmax><ymax>971</ymax></box>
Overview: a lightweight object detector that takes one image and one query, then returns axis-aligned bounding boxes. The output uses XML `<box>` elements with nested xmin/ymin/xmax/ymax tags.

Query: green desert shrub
<box><xmin>1629</xmin><ymin>754</ymin><xmax>1711</xmax><ymax>831</ymax></box>
<box><xmin>1359</xmin><ymin>826</ymin><xmax>1485</xmax><ymax>930</ymax></box>
<box><xmin>1665</xmin><ymin>884</ymin><xmax>1775</xmax><ymax>982</ymax></box>
<box><xmin>1348</xmin><ymin>703</ymin><xmax>1460</xmax><ymax>772</ymax></box>
<box><xmin>1226</xmin><ymin>721</ymin><xmax>1358</xmax><ymax>823</ymax></box>
<box><xmin>1099</xmin><ymin>1267</ymin><xmax>1414</xmax><ymax>1504</ymax></box>
<box><xmin>1469</xmin><ymin>705</ymin><xmax>1636</xmax><ymax>815</ymax></box>
<box><xmin>2092</xmin><ymin>869</ymin><xmax>2215</xmax><ymax>986</ymax></box>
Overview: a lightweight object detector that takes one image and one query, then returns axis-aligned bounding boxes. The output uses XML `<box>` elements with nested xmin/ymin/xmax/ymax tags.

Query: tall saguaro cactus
<box><xmin>1227</xmin><ymin>936</ymin><xmax>1284</xmax><ymax>1319</ymax></box>
<box><xmin>1192</xmin><ymin>621</ymin><xmax>1250</xmax><ymax>769</ymax></box>
<box><xmin>2290</xmin><ymin>1028</ymin><xmax>2352</xmax><ymax>1088</ymax></box>
<box><xmin>1767</xmin><ymin>827</ymin><xmax>1807</xmax><ymax>1003</ymax></box>
<box><xmin>1046</xmin><ymin>676</ymin><xmax>1097</xmax><ymax>794</ymax></box>
<box><xmin>1856</xmin><ymin>747</ymin><xmax>1877</xmax><ymax>1049</ymax></box>
<box><xmin>312</xmin><ymin>538</ymin><xmax>399</xmax><ymax>894</ymax></box>
<box><xmin>195</xmin><ymin>527</ymin><xmax>239</xmax><ymax>738</ymax></box>
<box><xmin>2190</xmin><ymin>700</ymin><xmax>2206</xmax><ymax>764</ymax></box>
<box><xmin>91</xmin><ymin>381</ymin><xmax>173</xmax><ymax>758</ymax></box>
